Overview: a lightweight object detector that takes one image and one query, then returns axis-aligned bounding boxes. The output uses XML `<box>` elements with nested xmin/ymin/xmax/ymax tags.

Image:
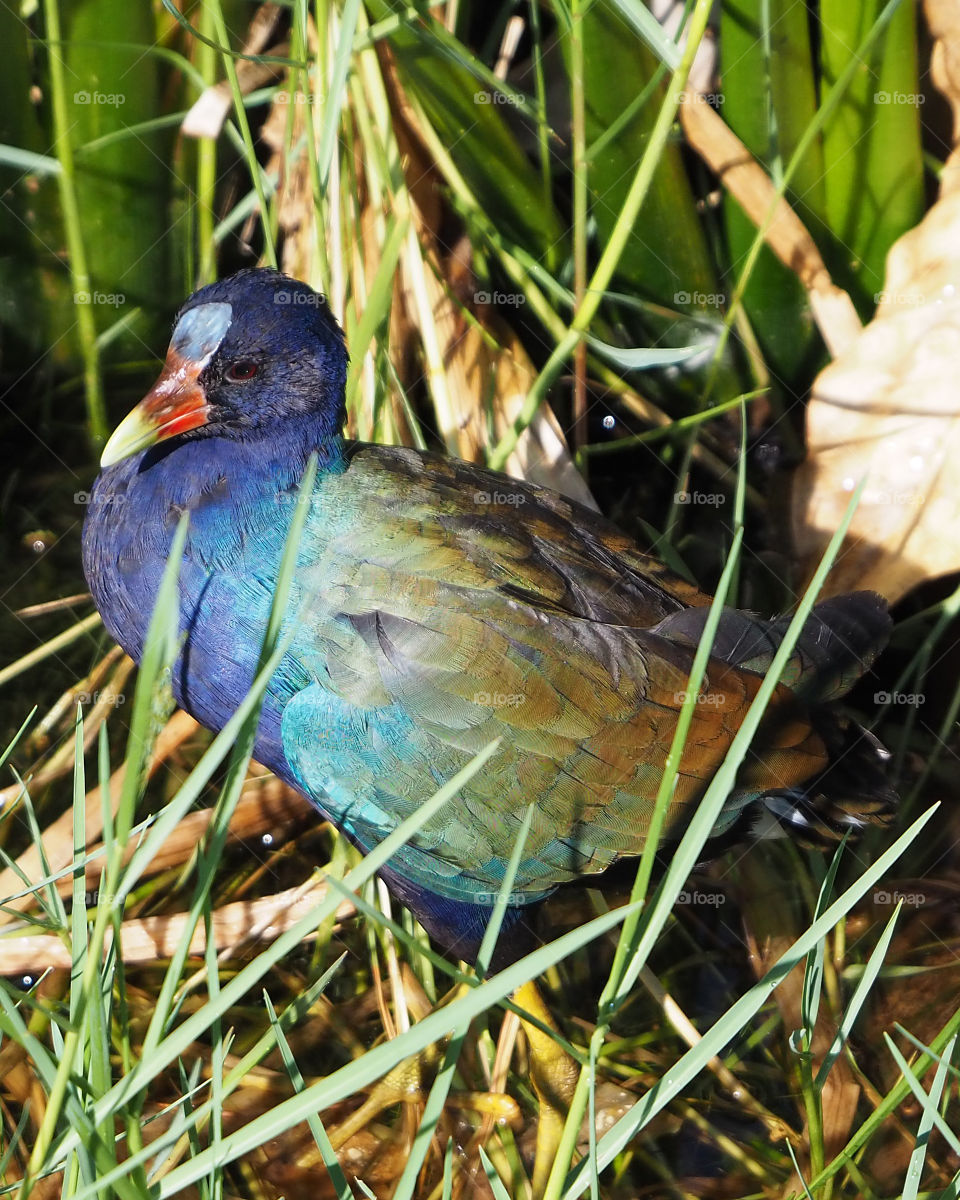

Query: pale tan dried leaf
<box><xmin>258</xmin><ymin>29</ymin><xmax>599</xmax><ymax>509</ymax></box>
<box><xmin>429</xmin><ymin>282</ymin><xmax>599</xmax><ymax>507</ymax></box>
<box><xmin>927</xmin><ymin>0</ymin><xmax>960</xmax><ymax>194</ymax></box>
<box><xmin>67</xmin><ymin>773</ymin><xmax>312</xmax><ymax>895</ymax></box>
<box><xmin>397</xmin><ymin>210</ymin><xmax>599</xmax><ymax>509</ymax></box>
<box><xmin>791</xmin><ymin>192</ymin><xmax>960</xmax><ymax>600</ymax></box>
<box><xmin>0</xmin><ymin>880</ymin><xmax>355</xmax><ymax>973</ymax></box>
<box><xmin>380</xmin><ymin>50</ymin><xmax>598</xmax><ymax>509</ymax></box>
<box><xmin>789</xmin><ymin>7</ymin><xmax>960</xmax><ymax>601</ymax></box>
<box><xmin>2</xmin><ymin>708</ymin><xmax>306</xmax><ymax>920</ymax></box>
<box><xmin>182</xmin><ymin>6</ymin><xmax>285</xmax><ymax>139</ymax></box>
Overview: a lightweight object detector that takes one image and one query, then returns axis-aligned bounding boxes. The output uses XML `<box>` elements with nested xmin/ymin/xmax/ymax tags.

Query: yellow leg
<box><xmin>319</xmin><ymin>977</ymin><xmax>578</xmax><ymax>1197</ymax></box>
<box><xmin>512</xmin><ymin>979</ymin><xmax>579</xmax><ymax>1199</ymax></box>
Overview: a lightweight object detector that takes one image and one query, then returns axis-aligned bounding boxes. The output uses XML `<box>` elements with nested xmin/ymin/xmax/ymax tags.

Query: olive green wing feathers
<box><xmin>280</xmin><ymin>446</ymin><xmax>833</xmax><ymax>901</ymax></box>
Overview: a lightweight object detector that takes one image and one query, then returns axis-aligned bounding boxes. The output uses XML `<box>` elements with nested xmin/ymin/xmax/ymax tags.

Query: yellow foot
<box><xmin>326</xmin><ymin>1047</ymin><xmax>432</xmax><ymax>1151</ymax></box>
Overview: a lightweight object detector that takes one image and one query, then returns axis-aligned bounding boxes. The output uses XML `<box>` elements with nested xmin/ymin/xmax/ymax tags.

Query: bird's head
<box><xmin>99</xmin><ymin>269</ymin><xmax>348</xmax><ymax>468</ymax></box>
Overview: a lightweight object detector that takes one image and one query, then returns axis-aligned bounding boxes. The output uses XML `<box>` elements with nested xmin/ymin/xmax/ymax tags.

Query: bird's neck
<box><xmin>139</xmin><ymin>415</ymin><xmax>345</xmax><ymax>516</ymax></box>
<box><xmin>82</xmin><ymin>414</ymin><xmax>346</xmax><ymax>770</ymax></box>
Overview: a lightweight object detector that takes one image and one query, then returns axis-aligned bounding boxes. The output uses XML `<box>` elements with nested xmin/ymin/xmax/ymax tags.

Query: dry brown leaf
<box><xmin>181</xmin><ymin>4</ymin><xmax>285</xmax><ymax>139</ymax></box>
<box><xmin>0</xmin><ymin>709</ymin><xmax>315</xmax><ymax>931</ymax></box>
<box><xmin>791</xmin><ymin>195</ymin><xmax>960</xmax><ymax>600</ymax></box>
<box><xmin>680</xmin><ymin>95</ymin><xmax>861</xmax><ymax>357</ymax></box>
<box><xmin>260</xmin><ymin>30</ymin><xmax>595</xmax><ymax>508</ymax></box>
<box><xmin>789</xmin><ymin>4</ymin><xmax>960</xmax><ymax>601</ymax></box>
<box><xmin>256</xmin><ymin>1126</ymin><xmax>424</xmax><ymax>1199</ymax></box>
<box><xmin>396</xmin><ymin>219</ymin><xmax>599</xmax><ymax>508</ymax></box>
<box><xmin>69</xmin><ymin>772</ymin><xmax>311</xmax><ymax>895</ymax></box>
<box><xmin>379</xmin><ymin>47</ymin><xmax>599</xmax><ymax>509</ymax></box>
<box><xmin>0</xmin><ymin>709</ymin><xmax>199</xmax><ymax>923</ymax></box>
<box><xmin>860</xmin><ymin>894</ymin><xmax>960</xmax><ymax>1189</ymax></box>
<box><xmin>737</xmin><ymin>854</ymin><xmax>860</xmax><ymax>1164</ymax></box>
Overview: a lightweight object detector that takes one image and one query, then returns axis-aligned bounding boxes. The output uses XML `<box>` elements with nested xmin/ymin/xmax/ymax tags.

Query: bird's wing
<box><xmin>280</xmin><ymin>445</ymin><xmax>826</xmax><ymax>901</ymax></box>
<box><xmin>330</xmin><ymin>445</ymin><xmax>712</xmax><ymax>622</ymax></box>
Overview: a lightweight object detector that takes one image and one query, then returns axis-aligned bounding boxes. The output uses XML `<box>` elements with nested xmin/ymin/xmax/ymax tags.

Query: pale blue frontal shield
<box><xmin>171</xmin><ymin>301</ymin><xmax>233</xmax><ymax>364</ymax></box>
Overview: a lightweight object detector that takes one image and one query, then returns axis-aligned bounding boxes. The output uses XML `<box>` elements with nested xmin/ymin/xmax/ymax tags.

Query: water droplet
<box><xmin>602</xmin><ymin>414</ymin><xmax>615</xmax><ymax>430</ymax></box>
<box><xmin>22</xmin><ymin>529</ymin><xmax>54</xmax><ymax>554</ymax></box>
<box><xmin>261</xmin><ymin>833</ymin><xmax>274</xmax><ymax>846</ymax></box>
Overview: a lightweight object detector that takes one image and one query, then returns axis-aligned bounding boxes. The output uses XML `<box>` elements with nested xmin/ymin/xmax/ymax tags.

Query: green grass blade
<box><xmin>814</xmin><ymin>900</ymin><xmax>901</xmax><ymax>1093</ymax></box>
<box><xmin>561</xmin><ymin>805</ymin><xmax>937</xmax><ymax>1198</ymax></box>
<box><xmin>147</xmin><ymin>904</ymin><xmax>639</xmax><ymax>1196</ymax></box>
<box><xmin>265</xmin><ymin>991</ymin><xmax>353</xmax><ymax>1200</ymax></box>
<box><xmin>885</xmin><ymin>1033</ymin><xmax>960</xmax><ymax>1159</ymax></box>
<box><xmin>901</xmin><ymin>1034</ymin><xmax>955</xmax><ymax>1200</ymax></box>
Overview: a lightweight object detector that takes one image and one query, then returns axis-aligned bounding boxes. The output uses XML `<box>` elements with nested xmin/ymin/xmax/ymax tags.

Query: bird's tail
<box><xmin>651</xmin><ymin>590</ymin><xmax>891</xmax><ymax>702</ymax></box>
<box><xmin>653</xmin><ymin>591</ymin><xmax>898</xmax><ymax>845</ymax></box>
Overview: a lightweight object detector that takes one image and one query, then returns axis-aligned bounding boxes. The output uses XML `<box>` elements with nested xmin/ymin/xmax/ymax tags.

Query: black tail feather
<box><xmin>652</xmin><ymin>590</ymin><xmax>892</xmax><ymax>702</ymax></box>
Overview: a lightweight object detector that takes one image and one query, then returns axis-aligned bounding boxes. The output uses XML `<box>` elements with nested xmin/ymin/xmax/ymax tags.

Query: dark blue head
<box><xmin>100</xmin><ymin>268</ymin><xmax>348</xmax><ymax>467</ymax></box>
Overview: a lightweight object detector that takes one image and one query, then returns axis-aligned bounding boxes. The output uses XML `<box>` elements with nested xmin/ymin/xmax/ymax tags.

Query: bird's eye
<box><xmin>224</xmin><ymin>361</ymin><xmax>258</xmax><ymax>382</ymax></box>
